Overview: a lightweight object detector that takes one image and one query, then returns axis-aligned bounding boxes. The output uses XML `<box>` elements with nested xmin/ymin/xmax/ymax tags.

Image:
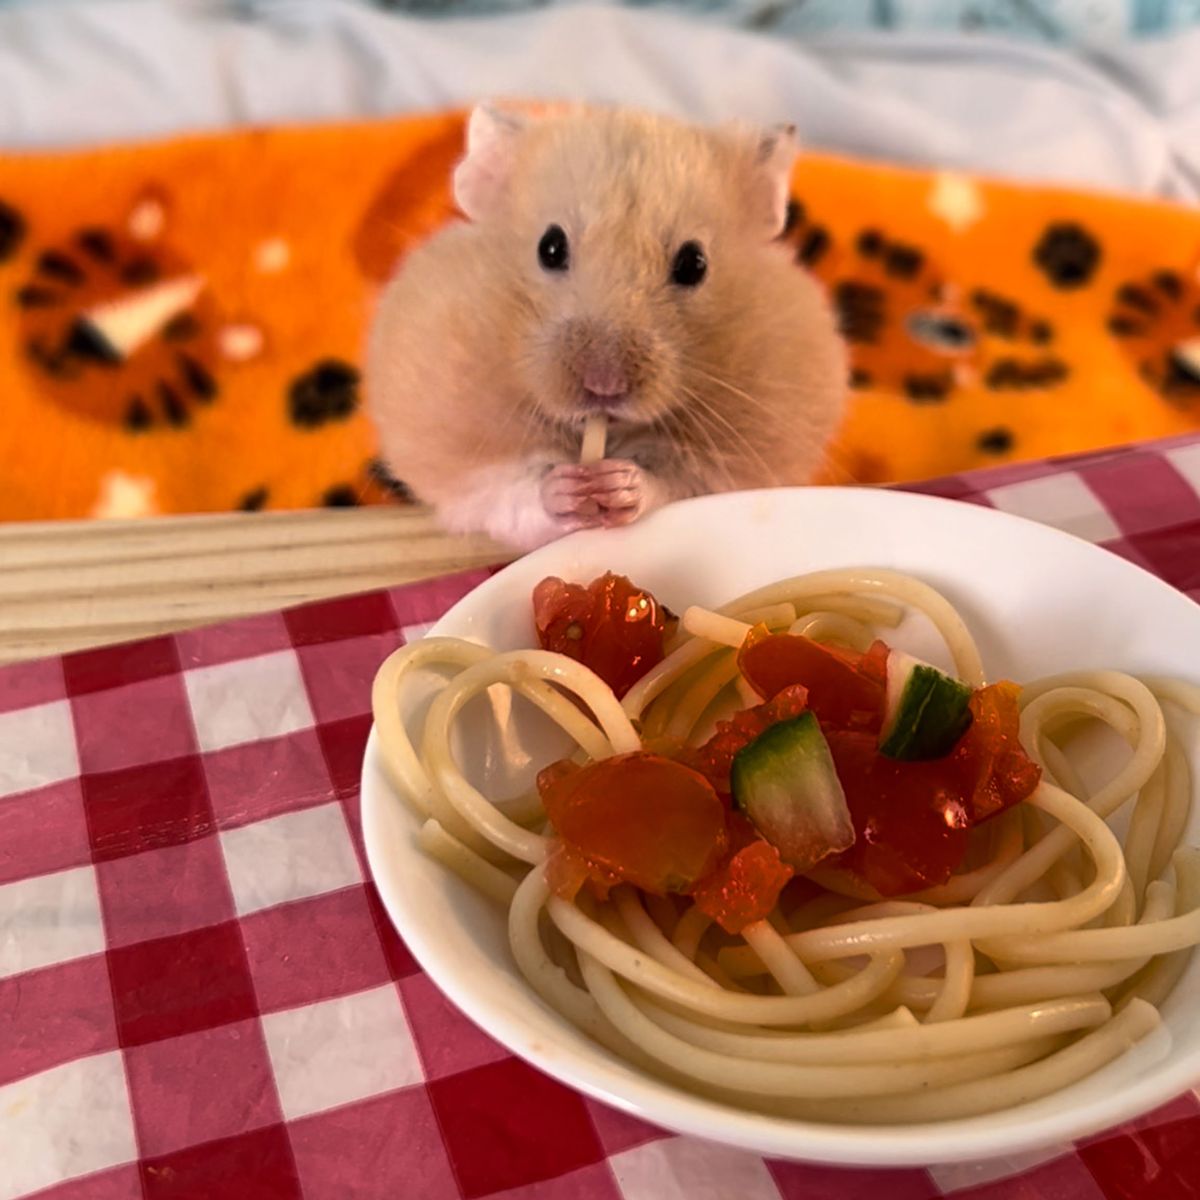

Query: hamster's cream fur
<box><xmin>368</xmin><ymin>104</ymin><xmax>846</xmax><ymax>549</ymax></box>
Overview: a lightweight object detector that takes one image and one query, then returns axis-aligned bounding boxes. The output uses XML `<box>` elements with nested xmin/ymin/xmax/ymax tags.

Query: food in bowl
<box><xmin>370</xmin><ymin>565</ymin><xmax>1200</xmax><ymax>1124</ymax></box>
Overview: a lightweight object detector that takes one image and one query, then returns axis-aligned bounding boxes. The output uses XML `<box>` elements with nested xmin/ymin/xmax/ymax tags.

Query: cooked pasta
<box><xmin>370</xmin><ymin>568</ymin><xmax>1199</xmax><ymax>1124</ymax></box>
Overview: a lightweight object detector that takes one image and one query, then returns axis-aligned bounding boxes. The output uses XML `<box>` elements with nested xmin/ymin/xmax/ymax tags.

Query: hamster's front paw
<box><xmin>584</xmin><ymin>459</ymin><xmax>651</xmax><ymax>527</ymax></box>
<box><xmin>539</xmin><ymin>460</ymin><xmax>656</xmax><ymax>535</ymax></box>
<box><xmin>540</xmin><ymin>464</ymin><xmax>604</xmax><ymax>530</ymax></box>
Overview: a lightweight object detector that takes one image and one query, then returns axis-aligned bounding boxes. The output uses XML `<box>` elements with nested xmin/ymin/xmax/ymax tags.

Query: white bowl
<box><xmin>362</xmin><ymin>486</ymin><xmax>1200</xmax><ymax>1166</ymax></box>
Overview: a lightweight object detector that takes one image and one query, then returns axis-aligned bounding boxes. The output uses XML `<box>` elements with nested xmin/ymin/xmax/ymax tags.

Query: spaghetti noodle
<box><xmin>370</xmin><ymin>568</ymin><xmax>1199</xmax><ymax>1123</ymax></box>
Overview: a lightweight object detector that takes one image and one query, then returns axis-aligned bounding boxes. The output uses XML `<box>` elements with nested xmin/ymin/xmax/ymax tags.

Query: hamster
<box><xmin>366</xmin><ymin>103</ymin><xmax>846</xmax><ymax>550</ymax></box>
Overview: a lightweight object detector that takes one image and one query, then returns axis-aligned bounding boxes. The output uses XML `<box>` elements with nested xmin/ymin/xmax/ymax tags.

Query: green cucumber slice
<box><xmin>879</xmin><ymin>650</ymin><xmax>973</xmax><ymax>761</ymax></box>
<box><xmin>730</xmin><ymin>712</ymin><xmax>854</xmax><ymax>871</ymax></box>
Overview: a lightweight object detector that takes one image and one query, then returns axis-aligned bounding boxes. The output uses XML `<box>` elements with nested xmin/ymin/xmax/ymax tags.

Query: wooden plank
<box><xmin>0</xmin><ymin>507</ymin><xmax>511</xmax><ymax>664</ymax></box>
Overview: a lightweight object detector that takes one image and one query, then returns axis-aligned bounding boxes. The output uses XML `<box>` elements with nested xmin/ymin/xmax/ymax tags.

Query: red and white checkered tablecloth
<box><xmin>3</xmin><ymin>435</ymin><xmax>1200</xmax><ymax>1200</ymax></box>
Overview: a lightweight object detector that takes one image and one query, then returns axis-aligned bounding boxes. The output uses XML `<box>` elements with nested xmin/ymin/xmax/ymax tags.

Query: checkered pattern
<box><xmin>3</xmin><ymin>438</ymin><xmax>1200</xmax><ymax>1200</ymax></box>
<box><xmin>905</xmin><ymin>432</ymin><xmax>1200</xmax><ymax>605</ymax></box>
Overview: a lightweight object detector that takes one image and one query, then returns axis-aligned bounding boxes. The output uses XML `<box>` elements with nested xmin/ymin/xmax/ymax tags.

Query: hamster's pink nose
<box><xmin>580</xmin><ymin>355</ymin><xmax>629</xmax><ymax>401</ymax></box>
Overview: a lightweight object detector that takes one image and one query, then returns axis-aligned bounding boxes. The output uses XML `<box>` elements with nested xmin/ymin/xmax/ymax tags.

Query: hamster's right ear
<box><xmin>752</xmin><ymin>124</ymin><xmax>800</xmax><ymax>241</ymax></box>
<box><xmin>454</xmin><ymin>104</ymin><xmax>528</xmax><ymax>221</ymax></box>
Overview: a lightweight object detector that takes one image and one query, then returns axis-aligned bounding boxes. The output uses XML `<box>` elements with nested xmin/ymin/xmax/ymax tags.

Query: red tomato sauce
<box><xmin>531</xmin><ymin>577</ymin><xmax>1041</xmax><ymax>912</ymax></box>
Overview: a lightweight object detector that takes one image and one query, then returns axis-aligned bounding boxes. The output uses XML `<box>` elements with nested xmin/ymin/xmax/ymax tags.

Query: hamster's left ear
<box><xmin>727</xmin><ymin>122</ymin><xmax>798</xmax><ymax>240</ymax></box>
<box><xmin>454</xmin><ymin>104</ymin><xmax>528</xmax><ymax>221</ymax></box>
<box><xmin>715</xmin><ymin>119</ymin><xmax>801</xmax><ymax>236</ymax></box>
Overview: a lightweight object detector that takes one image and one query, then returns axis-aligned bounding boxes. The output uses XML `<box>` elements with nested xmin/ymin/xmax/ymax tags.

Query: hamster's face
<box><xmin>490</xmin><ymin>113</ymin><xmax>781</xmax><ymax>431</ymax></box>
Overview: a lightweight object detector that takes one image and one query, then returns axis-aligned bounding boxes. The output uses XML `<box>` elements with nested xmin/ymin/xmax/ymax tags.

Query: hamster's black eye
<box><xmin>671</xmin><ymin>241</ymin><xmax>708</xmax><ymax>288</ymax></box>
<box><xmin>538</xmin><ymin>224</ymin><xmax>569</xmax><ymax>272</ymax></box>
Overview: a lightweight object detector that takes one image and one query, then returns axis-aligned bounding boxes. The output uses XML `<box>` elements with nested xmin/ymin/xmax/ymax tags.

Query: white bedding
<box><xmin>0</xmin><ymin>0</ymin><xmax>1196</xmax><ymax>201</ymax></box>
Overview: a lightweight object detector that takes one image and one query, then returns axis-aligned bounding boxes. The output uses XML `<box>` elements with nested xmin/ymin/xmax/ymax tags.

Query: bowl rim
<box><xmin>362</xmin><ymin>484</ymin><xmax>1200</xmax><ymax>1166</ymax></box>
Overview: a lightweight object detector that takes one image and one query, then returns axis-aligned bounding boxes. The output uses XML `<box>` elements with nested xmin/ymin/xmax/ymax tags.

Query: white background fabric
<box><xmin>0</xmin><ymin>0</ymin><xmax>1196</xmax><ymax>199</ymax></box>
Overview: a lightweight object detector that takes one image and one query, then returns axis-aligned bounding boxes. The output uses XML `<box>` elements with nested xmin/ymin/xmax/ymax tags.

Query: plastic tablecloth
<box><xmin>3</xmin><ymin>434</ymin><xmax>1200</xmax><ymax>1200</ymax></box>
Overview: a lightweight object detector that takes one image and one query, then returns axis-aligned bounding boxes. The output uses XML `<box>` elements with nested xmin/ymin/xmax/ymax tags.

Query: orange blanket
<box><xmin>1</xmin><ymin>112</ymin><xmax>1198</xmax><ymax>520</ymax></box>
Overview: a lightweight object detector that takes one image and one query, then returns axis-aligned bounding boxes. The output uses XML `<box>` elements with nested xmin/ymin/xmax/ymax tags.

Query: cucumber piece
<box><xmin>879</xmin><ymin>650</ymin><xmax>973</xmax><ymax>761</ymax></box>
<box><xmin>730</xmin><ymin>712</ymin><xmax>854</xmax><ymax>871</ymax></box>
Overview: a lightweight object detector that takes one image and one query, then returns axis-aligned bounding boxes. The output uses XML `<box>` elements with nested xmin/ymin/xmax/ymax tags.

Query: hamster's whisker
<box><xmin>688</xmin><ymin>360</ymin><xmax>814</xmax><ymax>394</ymax></box>
<box><xmin>466</xmin><ymin>388</ymin><xmax>528</xmax><ymax>469</ymax></box>
<box><xmin>515</xmin><ymin>406</ymin><xmax>543</xmax><ymax>464</ymax></box>
<box><xmin>684</xmin><ymin>400</ymin><xmax>746</xmax><ymax>490</ymax></box>
<box><xmin>678</xmin><ymin>383</ymin><xmax>777</xmax><ymax>490</ymax></box>
<box><xmin>673</xmin><ymin>387</ymin><xmax>726</xmax><ymax>459</ymax></box>
<box><xmin>816</xmin><ymin>449</ymin><xmax>858</xmax><ymax>485</ymax></box>
<box><xmin>665</xmin><ymin>397</ymin><xmax>729</xmax><ymax>491</ymax></box>
<box><xmin>815</xmin><ymin>436</ymin><xmax>868</xmax><ymax>485</ymax></box>
<box><xmin>685</xmin><ymin>365</ymin><xmax>782</xmax><ymax>421</ymax></box>
<box><xmin>686</xmin><ymin>363</ymin><xmax>852</xmax><ymax>486</ymax></box>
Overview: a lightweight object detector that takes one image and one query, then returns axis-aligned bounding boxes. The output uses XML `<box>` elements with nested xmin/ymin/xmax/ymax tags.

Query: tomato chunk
<box><xmin>683</xmin><ymin>684</ymin><xmax>809</xmax><ymax>792</ymax></box>
<box><xmin>691</xmin><ymin>841</ymin><xmax>794</xmax><ymax>934</ymax></box>
<box><xmin>544</xmin><ymin>839</ymin><xmax>623</xmax><ymax>902</ymax></box>
<box><xmin>819</xmin><ymin>683</ymin><xmax>1041</xmax><ymax>897</ymax></box>
<box><xmin>738</xmin><ymin>630</ymin><xmax>886</xmax><ymax>733</ymax></box>
<box><xmin>533</xmin><ymin>572</ymin><xmax>674</xmax><ymax>698</ymax></box>
<box><xmin>690</xmin><ymin>809</ymin><xmax>794</xmax><ymax>933</ymax></box>
<box><xmin>538</xmin><ymin>753</ymin><xmax>727</xmax><ymax>897</ymax></box>
<box><xmin>823</xmin><ymin>730</ymin><xmax>973</xmax><ymax>896</ymax></box>
<box><xmin>858</xmin><ymin>639</ymin><xmax>891</xmax><ymax>688</ymax></box>
<box><xmin>955</xmin><ymin>682</ymin><xmax>1042</xmax><ymax>823</ymax></box>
